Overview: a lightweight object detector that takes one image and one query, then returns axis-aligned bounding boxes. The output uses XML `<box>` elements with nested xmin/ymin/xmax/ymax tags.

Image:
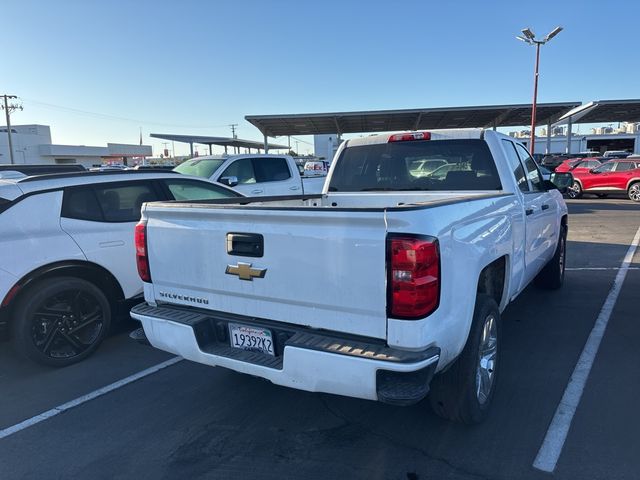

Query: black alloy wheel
<box><xmin>11</xmin><ymin>277</ymin><xmax>111</xmax><ymax>367</ymax></box>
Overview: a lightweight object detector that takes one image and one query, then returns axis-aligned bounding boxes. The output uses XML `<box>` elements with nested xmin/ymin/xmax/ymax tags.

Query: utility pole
<box><xmin>2</xmin><ymin>95</ymin><xmax>23</xmax><ymax>164</ymax></box>
<box><xmin>229</xmin><ymin>124</ymin><xmax>238</xmax><ymax>139</ymax></box>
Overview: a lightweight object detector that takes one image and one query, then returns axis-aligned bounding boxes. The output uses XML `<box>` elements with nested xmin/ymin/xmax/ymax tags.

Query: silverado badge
<box><xmin>225</xmin><ymin>262</ymin><xmax>267</xmax><ymax>281</ymax></box>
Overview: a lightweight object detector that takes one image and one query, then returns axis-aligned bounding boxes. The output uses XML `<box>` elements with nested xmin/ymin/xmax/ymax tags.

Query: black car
<box><xmin>541</xmin><ymin>154</ymin><xmax>573</xmax><ymax>171</ymax></box>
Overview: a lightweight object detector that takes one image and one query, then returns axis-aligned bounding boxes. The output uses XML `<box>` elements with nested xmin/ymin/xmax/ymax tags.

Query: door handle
<box><xmin>541</xmin><ymin>204</ymin><xmax>550</xmax><ymax>210</ymax></box>
<box><xmin>525</xmin><ymin>208</ymin><xmax>534</xmax><ymax>216</ymax></box>
<box><xmin>251</xmin><ymin>189</ymin><xmax>264</xmax><ymax>194</ymax></box>
<box><xmin>289</xmin><ymin>185</ymin><xmax>300</xmax><ymax>190</ymax></box>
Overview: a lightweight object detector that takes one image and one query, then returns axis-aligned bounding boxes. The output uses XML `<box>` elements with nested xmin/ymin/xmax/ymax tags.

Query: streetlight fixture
<box><xmin>516</xmin><ymin>26</ymin><xmax>563</xmax><ymax>156</ymax></box>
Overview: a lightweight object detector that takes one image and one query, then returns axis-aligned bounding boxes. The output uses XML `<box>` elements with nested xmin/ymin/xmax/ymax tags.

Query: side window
<box><xmin>253</xmin><ymin>157</ymin><xmax>292</xmax><ymax>182</ymax></box>
<box><xmin>220</xmin><ymin>159</ymin><xmax>256</xmax><ymax>184</ymax></box>
<box><xmin>164</xmin><ymin>179</ymin><xmax>240</xmax><ymax>201</ymax></box>
<box><xmin>502</xmin><ymin>140</ymin><xmax>529</xmax><ymax>193</ymax></box>
<box><xmin>515</xmin><ymin>144</ymin><xmax>545</xmax><ymax>192</ymax></box>
<box><xmin>94</xmin><ymin>182</ymin><xmax>159</xmax><ymax>222</ymax></box>
<box><xmin>614</xmin><ymin>162</ymin><xmax>634</xmax><ymax>172</ymax></box>
<box><xmin>62</xmin><ymin>187</ymin><xmax>103</xmax><ymax>221</ymax></box>
<box><xmin>594</xmin><ymin>162</ymin><xmax>615</xmax><ymax>173</ymax></box>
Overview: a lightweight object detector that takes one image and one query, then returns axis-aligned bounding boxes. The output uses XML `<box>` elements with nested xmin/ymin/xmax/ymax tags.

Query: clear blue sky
<box><xmin>4</xmin><ymin>0</ymin><xmax>640</xmax><ymax>156</ymax></box>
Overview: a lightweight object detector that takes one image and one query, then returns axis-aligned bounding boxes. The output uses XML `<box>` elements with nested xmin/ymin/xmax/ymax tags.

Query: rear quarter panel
<box><xmin>0</xmin><ymin>191</ymin><xmax>86</xmax><ymax>294</ymax></box>
<box><xmin>386</xmin><ymin>194</ymin><xmax>520</xmax><ymax>369</ymax></box>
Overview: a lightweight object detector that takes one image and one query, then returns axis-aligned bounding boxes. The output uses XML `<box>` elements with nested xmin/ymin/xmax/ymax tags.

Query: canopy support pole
<box><xmin>566</xmin><ymin>116</ymin><xmax>573</xmax><ymax>154</ymax></box>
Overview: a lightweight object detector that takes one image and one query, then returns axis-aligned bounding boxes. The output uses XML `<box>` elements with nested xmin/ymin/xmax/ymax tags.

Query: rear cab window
<box><xmin>328</xmin><ymin>139</ymin><xmax>502</xmax><ymax>192</ymax></box>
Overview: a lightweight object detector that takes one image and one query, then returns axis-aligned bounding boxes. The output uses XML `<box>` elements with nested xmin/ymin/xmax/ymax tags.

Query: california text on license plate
<box><xmin>228</xmin><ymin>323</ymin><xmax>275</xmax><ymax>356</ymax></box>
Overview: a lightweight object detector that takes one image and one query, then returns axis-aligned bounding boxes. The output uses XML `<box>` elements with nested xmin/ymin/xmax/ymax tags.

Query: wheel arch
<box><xmin>476</xmin><ymin>256</ymin><xmax>507</xmax><ymax>312</ymax></box>
<box><xmin>1</xmin><ymin>260</ymin><xmax>125</xmax><ymax>323</ymax></box>
<box><xmin>626</xmin><ymin>178</ymin><xmax>640</xmax><ymax>190</ymax></box>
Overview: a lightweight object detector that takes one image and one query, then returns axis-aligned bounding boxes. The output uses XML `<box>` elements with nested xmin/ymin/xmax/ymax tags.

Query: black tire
<box><xmin>428</xmin><ymin>294</ymin><xmax>500</xmax><ymax>424</ymax></box>
<box><xmin>628</xmin><ymin>182</ymin><xmax>640</xmax><ymax>202</ymax></box>
<box><xmin>567</xmin><ymin>180</ymin><xmax>582</xmax><ymax>199</ymax></box>
<box><xmin>11</xmin><ymin>277</ymin><xmax>111</xmax><ymax>367</ymax></box>
<box><xmin>534</xmin><ymin>225</ymin><xmax>567</xmax><ymax>290</ymax></box>
<box><xmin>595</xmin><ymin>194</ymin><xmax>608</xmax><ymax>199</ymax></box>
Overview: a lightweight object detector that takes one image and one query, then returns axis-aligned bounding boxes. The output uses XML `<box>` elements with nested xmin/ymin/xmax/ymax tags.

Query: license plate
<box><xmin>228</xmin><ymin>323</ymin><xmax>275</xmax><ymax>356</ymax></box>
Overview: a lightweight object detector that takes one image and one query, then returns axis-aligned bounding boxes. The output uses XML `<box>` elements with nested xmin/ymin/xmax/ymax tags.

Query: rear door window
<box><xmin>253</xmin><ymin>157</ymin><xmax>292</xmax><ymax>182</ymax></box>
<box><xmin>94</xmin><ymin>182</ymin><xmax>159</xmax><ymax>222</ymax></box>
<box><xmin>614</xmin><ymin>161</ymin><xmax>635</xmax><ymax>172</ymax></box>
<box><xmin>62</xmin><ymin>187</ymin><xmax>103</xmax><ymax>221</ymax></box>
<box><xmin>63</xmin><ymin>181</ymin><xmax>161</xmax><ymax>223</ymax></box>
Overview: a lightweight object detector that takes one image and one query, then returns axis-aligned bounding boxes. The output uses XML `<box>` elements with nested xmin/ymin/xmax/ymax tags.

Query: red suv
<box><xmin>568</xmin><ymin>159</ymin><xmax>640</xmax><ymax>201</ymax></box>
<box><xmin>555</xmin><ymin>157</ymin><xmax>602</xmax><ymax>174</ymax></box>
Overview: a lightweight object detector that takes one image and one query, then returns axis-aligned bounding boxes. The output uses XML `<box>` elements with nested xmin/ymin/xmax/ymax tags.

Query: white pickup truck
<box><xmin>131</xmin><ymin>129</ymin><xmax>572</xmax><ymax>424</ymax></box>
<box><xmin>174</xmin><ymin>154</ymin><xmax>325</xmax><ymax>196</ymax></box>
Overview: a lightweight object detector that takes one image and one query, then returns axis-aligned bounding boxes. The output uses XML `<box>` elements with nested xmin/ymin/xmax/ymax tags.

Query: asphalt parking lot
<box><xmin>0</xmin><ymin>198</ymin><xmax>638</xmax><ymax>480</ymax></box>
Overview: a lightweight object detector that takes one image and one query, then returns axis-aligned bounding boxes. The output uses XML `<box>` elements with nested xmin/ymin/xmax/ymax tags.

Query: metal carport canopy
<box><xmin>245</xmin><ymin>102</ymin><xmax>580</xmax><ymax>137</ymax></box>
<box><xmin>149</xmin><ymin>133</ymin><xmax>289</xmax><ymax>150</ymax></box>
<box><xmin>554</xmin><ymin>99</ymin><xmax>640</xmax><ymax>125</ymax></box>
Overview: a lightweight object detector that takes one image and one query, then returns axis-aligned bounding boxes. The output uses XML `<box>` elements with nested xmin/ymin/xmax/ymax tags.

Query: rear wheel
<box><xmin>567</xmin><ymin>181</ymin><xmax>582</xmax><ymax>199</ymax></box>
<box><xmin>11</xmin><ymin>277</ymin><xmax>111</xmax><ymax>367</ymax></box>
<box><xmin>428</xmin><ymin>294</ymin><xmax>500</xmax><ymax>424</ymax></box>
<box><xmin>628</xmin><ymin>182</ymin><xmax>640</xmax><ymax>202</ymax></box>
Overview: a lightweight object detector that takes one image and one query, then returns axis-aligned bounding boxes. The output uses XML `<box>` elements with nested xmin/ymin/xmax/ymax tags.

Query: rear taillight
<box><xmin>388</xmin><ymin>131</ymin><xmax>431</xmax><ymax>142</ymax></box>
<box><xmin>135</xmin><ymin>221</ymin><xmax>151</xmax><ymax>282</ymax></box>
<box><xmin>387</xmin><ymin>234</ymin><xmax>440</xmax><ymax>319</ymax></box>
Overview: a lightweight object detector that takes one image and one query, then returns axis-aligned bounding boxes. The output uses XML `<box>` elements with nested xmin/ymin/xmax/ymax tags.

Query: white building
<box><xmin>313</xmin><ymin>134</ymin><xmax>342</xmax><ymax>162</ymax></box>
<box><xmin>0</xmin><ymin>125</ymin><xmax>152</xmax><ymax>168</ymax></box>
<box><xmin>532</xmin><ymin>132</ymin><xmax>640</xmax><ymax>155</ymax></box>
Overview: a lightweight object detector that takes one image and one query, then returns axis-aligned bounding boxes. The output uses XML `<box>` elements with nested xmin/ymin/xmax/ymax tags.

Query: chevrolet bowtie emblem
<box><xmin>225</xmin><ymin>262</ymin><xmax>267</xmax><ymax>281</ymax></box>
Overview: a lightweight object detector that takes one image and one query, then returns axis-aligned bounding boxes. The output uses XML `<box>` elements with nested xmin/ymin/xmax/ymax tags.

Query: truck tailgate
<box><xmin>144</xmin><ymin>205</ymin><xmax>389</xmax><ymax>339</ymax></box>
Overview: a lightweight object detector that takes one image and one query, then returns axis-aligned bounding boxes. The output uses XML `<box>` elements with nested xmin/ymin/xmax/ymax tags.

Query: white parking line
<box><xmin>533</xmin><ymin>225</ymin><xmax>640</xmax><ymax>472</ymax></box>
<box><xmin>566</xmin><ymin>267</ymin><xmax>640</xmax><ymax>271</ymax></box>
<box><xmin>0</xmin><ymin>356</ymin><xmax>182</xmax><ymax>441</ymax></box>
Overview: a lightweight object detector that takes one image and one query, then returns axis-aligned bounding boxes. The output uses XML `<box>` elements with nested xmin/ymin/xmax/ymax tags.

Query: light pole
<box><xmin>516</xmin><ymin>26</ymin><xmax>562</xmax><ymax>156</ymax></box>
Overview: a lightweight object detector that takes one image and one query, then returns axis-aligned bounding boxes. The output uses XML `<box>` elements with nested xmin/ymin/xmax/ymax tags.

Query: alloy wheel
<box><xmin>476</xmin><ymin>314</ymin><xmax>498</xmax><ymax>405</ymax></box>
<box><xmin>30</xmin><ymin>289</ymin><xmax>105</xmax><ymax>359</ymax></box>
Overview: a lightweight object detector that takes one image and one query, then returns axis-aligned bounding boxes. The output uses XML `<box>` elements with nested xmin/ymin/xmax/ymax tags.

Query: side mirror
<box><xmin>589</xmin><ymin>168</ymin><xmax>599</xmax><ymax>174</ymax></box>
<box><xmin>548</xmin><ymin>172</ymin><xmax>573</xmax><ymax>194</ymax></box>
<box><xmin>219</xmin><ymin>176</ymin><xmax>239</xmax><ymax>187</ymax></box>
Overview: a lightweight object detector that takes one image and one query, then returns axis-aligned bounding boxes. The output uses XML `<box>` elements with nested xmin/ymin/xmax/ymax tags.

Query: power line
<box><xmin>21</xmin><ymin>98</ymin><xmax>231</xmax><ymax>129</ymax></box>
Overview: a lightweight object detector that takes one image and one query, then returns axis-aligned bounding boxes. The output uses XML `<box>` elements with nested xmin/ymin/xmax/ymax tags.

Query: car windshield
<box><xmin>174</xmin><ymin>158</ymin><xmax>226</xmax><ymax>178</ymax></box>
<box><xmin>328</xmin><ymin>139</ymin><xmax>502</xmax><ymax>192</ymax></box>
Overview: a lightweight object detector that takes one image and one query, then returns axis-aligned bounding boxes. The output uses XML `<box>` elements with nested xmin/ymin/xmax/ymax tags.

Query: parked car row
<box><xmin>540</xmin><ymin>150</ymin><xmax>633</xmax><ymax>171</ymax></box>
<box><xmin>567</xmin><ymin>158</ymin><xmax>640</xmax><ymax>201</ymax></box>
